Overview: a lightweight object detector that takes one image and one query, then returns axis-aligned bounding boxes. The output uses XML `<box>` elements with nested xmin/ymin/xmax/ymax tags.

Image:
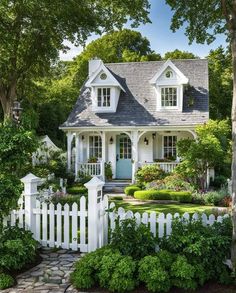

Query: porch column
<box><xmin>101</xmin><ymin>131</ymin><xmax>106</xmax><ymax>180</ymax></box>
<box><xmin>67</xmin><ymin>132</ymin><xmax>74</xmax><ymax>171</ymax></box>
<box><xmin>131</xmin><ymin>130</ymin><xmax>138</xmax><ymax>183</ymax></box>
<box><xmin>75</xmin><ymin>133</ymin><xmax>80</xmax><ymax>176</ymax></box>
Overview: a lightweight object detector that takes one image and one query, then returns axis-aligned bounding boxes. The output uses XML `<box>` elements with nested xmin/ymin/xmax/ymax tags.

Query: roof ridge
<box><xmin>105</xmin><ymin>59</ymin><xmax>207</xmax><ymax>66</ymax></box>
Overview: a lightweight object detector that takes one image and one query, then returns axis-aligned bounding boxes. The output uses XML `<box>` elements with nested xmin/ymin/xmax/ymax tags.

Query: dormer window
<box><xmin>161</xmin><ymin>87</ymin><xmax>177</xmax><ymax>107</ymax></box>
<box><xmin>97</xmin><ymin>88</ymin><xmax>111</xmax><ymax>107</ymax></box>
<box><xmin>100</xmin><ymin>73</ymin><xmax>107</xmax><ymax>80</ymax></box>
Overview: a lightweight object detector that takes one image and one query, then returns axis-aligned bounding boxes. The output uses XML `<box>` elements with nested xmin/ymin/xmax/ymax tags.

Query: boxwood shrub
<box><xmin>124</xmin><ymin>185</ymin><xmax>141</xmax><ymax>196</ymax></box>
<box><xmin>67</xmin><ymin>186</ymin><xmax>87</xmax><ymax>195</ymax></box>
<box><xmin>0</xmin><ymin>273</ymin><xmax>14</xmax><ymax>290</ymax></box>
<box><xmin>134</xmin><ymin>189</ymin><xmax>192</xmax><ymax>203</ymax></box>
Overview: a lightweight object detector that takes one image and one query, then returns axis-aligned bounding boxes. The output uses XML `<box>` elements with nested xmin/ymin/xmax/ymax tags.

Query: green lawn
<box><xmin>110</xmin><ymin>200</ymin><xmax>226</xmax><ymax>215</ymax></box>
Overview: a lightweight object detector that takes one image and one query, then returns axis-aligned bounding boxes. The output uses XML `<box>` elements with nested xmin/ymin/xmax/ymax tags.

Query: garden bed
<box><xmin>71</xmin><ymin>282</ymin><xmax>236</xmax><ymax>293</ymax></box>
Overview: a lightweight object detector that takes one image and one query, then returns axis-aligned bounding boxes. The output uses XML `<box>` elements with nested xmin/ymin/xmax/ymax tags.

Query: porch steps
<box><xmin>104</xmin><ymin>180</ymin><xmax>131</xmax><ymax>193</ymax></box>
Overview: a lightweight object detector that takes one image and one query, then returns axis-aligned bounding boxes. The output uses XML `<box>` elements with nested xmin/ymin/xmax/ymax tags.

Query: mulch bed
<box><xmin>75</xmin><ymin>282</ymin><xmax>236</xmax><ymax>293</ymax></box>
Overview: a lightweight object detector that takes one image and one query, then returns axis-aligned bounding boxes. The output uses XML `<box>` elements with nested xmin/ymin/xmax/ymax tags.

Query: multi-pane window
<box><xmin>119</xmin><ymin>136</ymin><xmax>132</xmax><ymax>159</ymax></box>
<box><xmin>163</xmin><ymin>136</ymin><xmax>177</xmax><ymax>159</ymax></box>
<box><xmin>97</xmin><ymin>88</ymin><xmax>111</xmax><ymax>107</ymax></box>
<box><xmin>161</xmin><ymin>87</ymin><xmax>177</xmax><ymax>107</ymax></box>
<box><xmin>89</xmin><ymin>136</ymin><xmax>102</xmax><ymax>158</ymax></box>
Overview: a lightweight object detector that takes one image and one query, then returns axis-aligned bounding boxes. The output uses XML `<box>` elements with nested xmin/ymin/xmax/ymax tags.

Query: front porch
<box><xmin>66</xmin><ymin>129</ymin><xmax>196</xmax><ymax>182</ymax></box>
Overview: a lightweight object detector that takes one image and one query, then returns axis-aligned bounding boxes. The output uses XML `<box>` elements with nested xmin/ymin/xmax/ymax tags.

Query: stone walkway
<box><xmin>2</xmin><ymin>248</ymin><xmax>81</xmax><ymax>293</ymax></box>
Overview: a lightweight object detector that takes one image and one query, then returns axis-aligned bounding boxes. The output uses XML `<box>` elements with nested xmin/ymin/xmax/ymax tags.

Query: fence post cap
<box><xmin>21</xmin><ymin>173</ymin><xmax>43</xmax><ymax>184</ymax></box>
<box><xmin>84</xmin><ymin>176</ymin><xmax>105</xmax><ymax>189</ymax></box>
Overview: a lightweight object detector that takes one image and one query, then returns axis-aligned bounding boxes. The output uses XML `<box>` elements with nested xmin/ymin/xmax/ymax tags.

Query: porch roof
<box><xmin>61</xmin><ymin>59</ymin><xmax>209</xmax><ymax>128</ymax></box>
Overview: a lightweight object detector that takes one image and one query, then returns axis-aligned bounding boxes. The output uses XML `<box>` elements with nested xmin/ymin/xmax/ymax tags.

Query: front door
<box><xmin>116</xmin><ymin>134</ymin><xmax>132</xmax><ymax>179</ymax></box>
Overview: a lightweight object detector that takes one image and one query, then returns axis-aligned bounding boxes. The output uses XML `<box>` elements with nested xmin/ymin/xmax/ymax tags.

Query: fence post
<box><xmin>21</xmin><ymin>173</ymin><xmax>43</xmax><ymax>238</ymax></box>
<box><xmin>85</xmin><ymin>176</ymin><xmax>105</xmax><ymax>252</ymax></box>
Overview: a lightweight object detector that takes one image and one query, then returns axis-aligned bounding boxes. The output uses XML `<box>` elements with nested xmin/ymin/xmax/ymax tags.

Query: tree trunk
<box><xmin>231</xmin><ymin>30</ymin><xmax>236</xmax><ymax>268</ymax></box>
<box><xmin>0</xmin><ymin>79</ymin><xmax>17</xmax><ymax>120</ymax></box>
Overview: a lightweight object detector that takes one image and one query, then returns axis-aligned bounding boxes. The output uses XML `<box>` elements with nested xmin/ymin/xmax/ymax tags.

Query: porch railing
<box><xmin>78</xmin><ymin>162</ymin><xmax>102</xmax><ymax>177</ymax></box>
<box><xmin>141</xmin><ymin>162</ymin><xmax>179</xmax><ymax>173</ymax></box>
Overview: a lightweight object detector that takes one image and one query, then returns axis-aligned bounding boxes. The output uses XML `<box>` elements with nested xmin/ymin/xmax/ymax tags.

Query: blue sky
<box><xmin>60</xmin><ymin>0</ymin><xmax>227</xmax><ymax>61</ymax></box>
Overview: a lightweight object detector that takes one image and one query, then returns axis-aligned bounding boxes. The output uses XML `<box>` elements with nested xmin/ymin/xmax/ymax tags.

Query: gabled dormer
<box><xmin>85</xmin><ymin>59</ymin><xmax>125</xmax><ymax>113</ymax></box>
<box><xmin>149</xmin><ymin>60</ymin><xmax>189</xmax><ymax>111</ymax></box>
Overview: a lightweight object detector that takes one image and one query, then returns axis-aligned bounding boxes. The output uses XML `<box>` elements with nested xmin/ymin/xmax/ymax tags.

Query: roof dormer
<box><xmin>86</xmin><ymin>59</ymin><xmax>125</xmax><ymax>113</ymax></box>
<box><xmin>150</xmin><ymin>60</ymin><xmax>189</xmax><ymax>111</ymax></box>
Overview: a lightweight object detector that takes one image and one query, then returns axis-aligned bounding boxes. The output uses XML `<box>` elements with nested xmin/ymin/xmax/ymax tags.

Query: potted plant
<box><xmin>105</xmin><ymin>161</ymin><xmax>113</xmax><ymax>181</ymax></box>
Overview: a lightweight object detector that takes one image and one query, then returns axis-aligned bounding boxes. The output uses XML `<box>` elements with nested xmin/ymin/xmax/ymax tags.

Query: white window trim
<box><xmin>162</xmin><ymin>135</ymin><xmax>177</xmax><ymax>159</ymax></box>
<box><xmin>160</xmin><ymin>86</ymin><xmax>178</xmax><ymax>109</ymax></box>
<box><xmin>156</xmin><ymin>85</ymin><xmax>183</xmax><ymax>111</ymax></box>
<box><xmin>97</xmin><ymin>87</ymin><xmax>111</xmax><ymax>108</ymax></box>
<box><xmin>87</xmin><ymin>135</ymin><xmax>102</xmax><ymax>159</ymax></box>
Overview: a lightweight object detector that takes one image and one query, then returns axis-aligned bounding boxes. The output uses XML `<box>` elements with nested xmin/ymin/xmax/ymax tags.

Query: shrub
<box><xmin>110</xmin><ymin>218</ymin><xmax>156</xmax><ymax>259</ymax></box>
<box><xmin>138</xmin><ymin>255</ymin><xmax>171</xmax><ymax>292</ymax></box>
<box><xmin>124</xmin><ymin>185</ymin><xmax>141</xmax><ymax>196</ymax></box>
<box><xmin>163</xmin><ymin>173</ymin><xmax>194</xmax><ymax>192</ymax></box>
<box><xmin>210</xmin><ymin>175</ymin><xmax>227</xmax><ymax>188</ymax></box>
<box><xmin>0</xmin><ymin>273</ymin><xmax>14</xmax><ymax>290</ymax></box>
<box><xmin>77</xmin><ymin>172</ymin><xmax>92</xmax><ymax>184</ymax></box>
<box><xmin>67</xmin><ymin>186</ymin><xmax>87</xmax><ymax>195</ymax></box>
<box><xmin>51</xmin><ymin>194</ymin><xmax>84</xmax><ymax>206</ymax></box>
<box><xmin>204</xmin><ymin>191</ymin><xmax>224</xmax><ymax>206</ymax></box>
<box><xmin>169</xmin><ymin>191</ymin><xmax>192</xmax><ymax>203</ymax></box>
<box><xmin>192</xmin><ymin>192</ymin><xmax>206</xmax><ymax>205</ymax></box>
<box><xmin>105</xmin><ymin>161</ymin><xmax>113</xmax><ymax>180</ymax></box>
<box><xmin>135</xmin><ymin>164</ymin><xmax>166</xmax><ymax>184</ymax></box>
<box><xmin>71</xmin><ymin>246</ymin><xmax>112</xmax><ymax>289</ymax></box>
<box><xmin>134</xmin><ymin>189</ymin><xmax>192</xmax><ymax>202</ymax></box>
<box><xmin>171</xmin><ymin>255</ymin><xmax>198</xmax><ymax>290</ymax></box>
<box><xmin>0</xmin><ymin>226</ymin><xmax>38</xmax><ymax>271</ymax></box>
<box><xmin>158</xmin><ymin>217</ymin><xmax>232</xmax><ymax>284</ymax></box>
<box><xmin>111</xmin><ymin>196</ymin><xmax>123</xmax><ymax>200</ymax></box>
<box><xmin>99</xmin><ymin>253</ymin><xmax>136</xmax><ymax>292</ymax></box>
<box><xmin>71</xmin><ymin>247</ymin><xmax>136</xmax><ymax>292</ymax></box>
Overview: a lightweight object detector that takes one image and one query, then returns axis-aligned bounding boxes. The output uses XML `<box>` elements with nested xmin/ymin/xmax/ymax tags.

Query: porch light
<box><xmin>152</xmin><ymin>133</ymin><xmax>156</xmax><ymax>139</ymax></box>
<box><xmin>144</xmin><ymin>137</ymin><xmax>149</xmax><ymax>145</ymax></box>
<box><xmin>81</xmin><ymin>135</ymin><xmax>85</xmax><ymax>140</ymax></box>
<box><xmin>12</xmin><ymin>101</ymin><xmax>23</xmax><ymax>123</ymax></box>
<box><xmin>109</xmin><ymin>137</ymin><xmax>114</xmax><ymax>144</ymax></box>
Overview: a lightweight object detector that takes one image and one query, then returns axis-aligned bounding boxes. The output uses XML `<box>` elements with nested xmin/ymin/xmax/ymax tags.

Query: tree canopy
<box><xmin>164</xmin><ymin>49</ymin><xmax>198</xmax><ymax>60</ymax></box>
<box><xmin>0</xmin><ymin>0</ymin><xmax>150</xmax><ymax>118</ymax></box>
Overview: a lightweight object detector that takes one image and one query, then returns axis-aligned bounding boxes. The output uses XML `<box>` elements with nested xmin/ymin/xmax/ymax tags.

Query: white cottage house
<box><xmin>60</xmin><ymin>58</ymin><xmax>209</xmax><ymax>183</ymax></box>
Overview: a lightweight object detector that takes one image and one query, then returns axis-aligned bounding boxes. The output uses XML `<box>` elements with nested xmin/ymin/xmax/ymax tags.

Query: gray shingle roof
<box><xmin>61</xmin><ymin>59</ymin><xmax>209</xmax><ymax>128</ymax></box>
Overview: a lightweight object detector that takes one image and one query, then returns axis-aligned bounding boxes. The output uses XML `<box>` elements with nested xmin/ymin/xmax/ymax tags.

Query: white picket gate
<box><xmin>5</xmin><ymin>173</ymin><xmax>229</xmax><ymax>253</ymax></box>
<box><xmin>5</xmin><ymin>173</ymin><xmax>108</xmax><ymax>253</ymax></box>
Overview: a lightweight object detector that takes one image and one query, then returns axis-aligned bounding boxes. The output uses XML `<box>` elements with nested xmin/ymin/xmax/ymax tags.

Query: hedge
<box><xmin>124</xmin><ymin>185</ymin><xmax>141</xmax><ymax>196</ymax></box>
<box><xmin>67</xmin><ymin>186</ymin><xmax>88</xmax><ymax>195</ymax></box>
<box><xmin>134</xmin><ymin>189</ymin><xmax>192</xmax><ymax>203</ymax></box>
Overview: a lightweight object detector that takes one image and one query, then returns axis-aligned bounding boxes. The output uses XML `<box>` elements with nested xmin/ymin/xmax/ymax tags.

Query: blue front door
<box><xmin>116</xmin><ymin>134</ymin><xmax>132</xmax><ymax>179</ymax></box>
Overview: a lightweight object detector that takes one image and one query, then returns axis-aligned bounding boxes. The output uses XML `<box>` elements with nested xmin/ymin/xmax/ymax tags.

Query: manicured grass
<box><xmin>111</xmin><ymin>200</ymin><xmax>225</xmax><ymax>215</ymax></box>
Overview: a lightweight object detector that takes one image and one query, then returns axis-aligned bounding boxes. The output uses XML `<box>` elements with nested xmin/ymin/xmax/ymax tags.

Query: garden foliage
<box><xmin>71</xmin><ymin>217</ymin><xmax>232</xmax><ymax>292</ymax></box>
<box><xmin>124</xmin><ymin>185</ymin><xmax>141</xmax><ymax>196</ymax></box>
<box><xmin>135</xmin><ymin>164</ymin><xmax>166</xmax><ymax>184</ymax></box>
<box><xmin>0</xmin><ymin>273</ymin><xmax>14</xmax><ymax>290</ymax></box>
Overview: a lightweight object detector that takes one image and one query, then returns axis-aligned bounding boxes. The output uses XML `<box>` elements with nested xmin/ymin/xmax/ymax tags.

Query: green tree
<box><xmin>165</xmin><ymin>0</ymin><xmax>236</xmax><ymax>268</ymax></box>
<box><xmin>208</xmin><ymin>46</ymin><xmax>232</xmax><ymax>119</ymax></box>
<box><xmin>176</xmin><ymin>120</ymin><xmax>230</xmax><ymax>190</ymax></box>
<box><xmin>0</xmin><ymin>0</ymin><xmax>150</xmax><ymax>119</ymax></box>
<box><xmin>0</xmin><ymin>121</ymin><xmax>38</xmax><ymax>177</ymax></box>
<box><xmin>164</xmin><ymin>49</ymin><xmax>198</xmax><ymax>60</ymax></box>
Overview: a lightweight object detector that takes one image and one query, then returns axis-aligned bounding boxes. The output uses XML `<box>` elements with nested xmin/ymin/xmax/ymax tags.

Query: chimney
<box><xmin>88</xmin><ymin>57</ymin><xmax>102</xmax><ymax>77</ymax></box>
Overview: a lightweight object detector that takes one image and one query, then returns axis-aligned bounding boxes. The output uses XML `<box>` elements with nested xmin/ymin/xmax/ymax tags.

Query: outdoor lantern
<box><xmin>12</xmin><ymin>101</ymin><xmax>23</xmax><ymax>123</ymax></box>
<box><xmin>81</xmin><ymin>135</ymin><xmax>85</xmax><ymax>140</ymax></box>
<box><xmin>152</xmin><ymin>133</ymin><xmax>156</xmax><ymax>139</ymax></box>
<box><xmin>110</xmin><ymin>136</ymin><xmax>114</xmax><ymax>144</ymax></box>
<box><xmin>144</xmin><ymin>137</ymin><xmax>149</xmax><ymax>145</ymax></box>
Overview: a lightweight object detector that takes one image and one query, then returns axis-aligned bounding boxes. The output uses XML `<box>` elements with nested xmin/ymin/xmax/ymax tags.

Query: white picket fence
<box><xmin>109</xmin><ymin>203</ymin><xmax>229</xmax><ymax>238</ymax></box>
<box><xmin>5</xmin><ymin>173</ymin><xmax>229</xmax><ymax>253</ymax></box>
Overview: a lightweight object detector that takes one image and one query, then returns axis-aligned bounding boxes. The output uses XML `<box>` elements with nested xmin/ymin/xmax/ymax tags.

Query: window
<box><xmin>100</xmin><ymin>73</ymin><xmax>107</xmax><ymax>80</ymax></box>
<box><xmin>165</xmin><ymin>70</ymin><xmax>173</xmax><ymax>78</ymax></box>
<box><xmin>161</xmin><ymin>87</ymin><xmax>177</xmax><ymax>107</ymax></box>
<box><xmin>89</xmin><ymin>136</ymin><xmax>102</xmax><ymax>158</ymax></box>
<box><xmin>163</xmin><ymin>136</ymin><xmax>177</xmax><ymax>159</ymax></box>
<box><xmin>119</xmin><ymin>135</ymin><xmax>131</xmax><ymax>159</ymax></box>
<box><xmin>97</xmin><ymin>88</ymin><xmax>111</xmax><ymax>107</ymax></box>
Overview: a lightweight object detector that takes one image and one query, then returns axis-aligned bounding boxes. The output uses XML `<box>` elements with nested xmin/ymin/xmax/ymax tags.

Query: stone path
<box><xmin>2</xmin><ymin>248</ymin><xmax>81</xmax><ymax>293</ymax></box>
